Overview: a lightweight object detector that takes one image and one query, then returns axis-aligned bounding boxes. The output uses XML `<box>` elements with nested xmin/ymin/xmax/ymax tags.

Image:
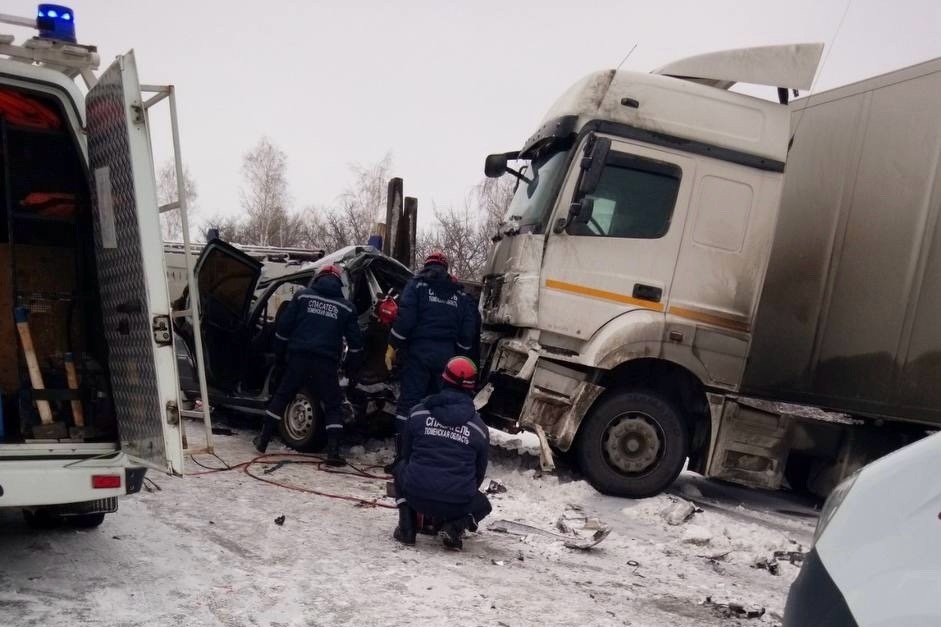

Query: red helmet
<box><xmin>316</xmin><ymin>264</ymin><xmax>343</xmax><ymax>281</ymax></box>
<box><xmin>442</xmin><ymin>356</ymin><xmax>478</xmax><ymax>391</ymax></box>
<box><xmin>424</xmin><ymin>251</ymin><xmax>449</xmax><ymax>269</ymax></box>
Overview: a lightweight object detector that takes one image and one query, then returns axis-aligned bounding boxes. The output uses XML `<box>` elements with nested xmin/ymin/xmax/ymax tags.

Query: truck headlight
<box><xmin>813</xmin><ymin>470</ymin><xmax>860</xmax><ymax>545</ymax></box>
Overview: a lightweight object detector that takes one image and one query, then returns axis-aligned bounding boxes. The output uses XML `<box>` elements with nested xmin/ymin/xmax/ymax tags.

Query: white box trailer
<box><xmin>745</xmin><ymin>57</ymin><xmax>941</xmax><ymax>422</ymax></box>
<box><xmin>0</xmin><ymin>9</ymin><xmax>210</xmax><ymax>527</ymax></box>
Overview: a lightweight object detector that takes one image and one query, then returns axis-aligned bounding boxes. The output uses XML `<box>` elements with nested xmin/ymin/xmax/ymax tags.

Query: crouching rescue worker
<box><xmin>253</xmin><ymin>264</ymin><xmax>364</xmax><ymax>466</ymax></box>
<box><xmin>393</xmin><ymin>356</ymin><xmax>491</xmax><ymax>550</ymax></box>
<box><xmin>386</xmin><ymin>252</ymin><xmax>476</xmax><ymax>461</ymax></box>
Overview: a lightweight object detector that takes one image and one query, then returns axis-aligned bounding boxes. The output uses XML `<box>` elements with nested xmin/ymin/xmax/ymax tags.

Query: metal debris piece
<box><xmin>490</xmin><ymin>519</ymin><xmax>611</xmax><ymax>550</ymax></box>
<box><xmin>752</xmin><ymin>556</ymin><xmax>780</xmax><ymax>576</ymax></box>
<box><xmin>773</xmin><ymin>550</ymin><xmax>806</xmax><ymax>564</ymax></box>
<box><xmin>704</xmin><ymin>596</ymin><xmax>766</xmax><ymax>619</ymax></box>
<box><xmin>263</xmin><ymin>461</ymin><xmax>288</xmax><ymax>475</ymax></box>
<box><xmin>486</xmin><ymin>480</ymin><xmax>508</xmax><ymax>495</ymax></box>
<box><xmin>491</xmin><ymin>559</ymin><xmax>507</xmax><ymax>566</ymax></box>
<box><xmin>274</xmin><ymin>515</ymin><xmax>286</xmax><ymax>526</ymax></box>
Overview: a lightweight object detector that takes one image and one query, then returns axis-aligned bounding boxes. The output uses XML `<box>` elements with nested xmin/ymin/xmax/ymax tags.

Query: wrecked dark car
<box><xmin>174</xmin><ymin>240</ymin><xmax>413</xmax><ymax>450</ymax></box>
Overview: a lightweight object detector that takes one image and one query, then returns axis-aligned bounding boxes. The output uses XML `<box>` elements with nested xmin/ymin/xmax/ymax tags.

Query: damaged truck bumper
<box><xmin>477</xmin><ymin>338</ymin><xmax>604</xmax><ymax>463</ymax></box>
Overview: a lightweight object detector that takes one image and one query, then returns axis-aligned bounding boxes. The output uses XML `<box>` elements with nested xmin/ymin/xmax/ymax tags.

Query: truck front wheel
<box><xmin>575</xmin><ymin>389</ymin><xmax>688</xmax><ymax>498</ymax></box>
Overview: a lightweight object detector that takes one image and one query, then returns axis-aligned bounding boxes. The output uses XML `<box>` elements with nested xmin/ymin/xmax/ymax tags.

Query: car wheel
<box><xmin>67</xmin><ymin>513</ymin><xmax>106</xmax><ymax>529</ymax></box>
<box><xmin>575</xmin><ymin>389</ymin><xmax>688</xmax><ymax>499</ymax></box>
<box><xmin>278</xmin><ymin>388</ymin><xmax>326</xmax><ymax>452</ymax></box>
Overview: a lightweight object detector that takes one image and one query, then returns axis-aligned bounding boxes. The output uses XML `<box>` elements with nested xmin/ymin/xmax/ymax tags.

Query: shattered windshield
<box><xmin>503</xmin><ymin>149</ymin><xmax>569</xmax><ymax>232</ymax></box>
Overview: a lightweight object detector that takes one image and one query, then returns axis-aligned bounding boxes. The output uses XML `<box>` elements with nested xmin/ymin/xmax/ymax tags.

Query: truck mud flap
<box><xmin>705</xmin><ymin>399</ymin><xmax>791</xmax><ymax>490</ymax></box>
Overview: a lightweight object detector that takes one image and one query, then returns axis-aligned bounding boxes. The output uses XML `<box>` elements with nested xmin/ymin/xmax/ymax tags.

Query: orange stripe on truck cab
<box><xmin>544</xmin><ymin>279</ymin><xmax>665</xmax><ymax>312</ymax></box>
<box><xmin>544</xmin><ymin>279</ymin><xmax>750</xmax><ymax>332</ymax></box>
<box><xmin>666</xmin><ymin>306</ymin><xmax>751</xmax><ymax>333</ymax></box>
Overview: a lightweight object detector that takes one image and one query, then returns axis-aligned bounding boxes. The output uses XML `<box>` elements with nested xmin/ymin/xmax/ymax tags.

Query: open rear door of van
<box><xmin>86</xmin><ymin>51</ymin><xmax>185</xmax><ymax>475</ymax></box>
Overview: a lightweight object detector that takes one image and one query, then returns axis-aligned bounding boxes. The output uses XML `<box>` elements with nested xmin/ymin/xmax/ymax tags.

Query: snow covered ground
<box><xmin>0</xmin><ymin>425</ymin><xmax>816</xmax><ymax>627</ymax></box>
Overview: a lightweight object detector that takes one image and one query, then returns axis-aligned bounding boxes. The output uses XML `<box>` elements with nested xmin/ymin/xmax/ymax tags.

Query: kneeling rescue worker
<box><xmin>393</xmin><ymin>356</ymin><xmax>492</xmax><ymax>550</ymax></box>
<box><xmin>253</xmin><ymin>264</ymin><xmax>364</xmax><ymax>466</ymax></box>
<box><xmin>386</xmin><ymin>251</ymin><xmax>476</xmax><ymax>461</ymax></box>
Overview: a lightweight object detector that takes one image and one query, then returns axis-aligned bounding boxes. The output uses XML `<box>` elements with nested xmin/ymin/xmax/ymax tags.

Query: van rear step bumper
<box><xmin>33</xmin><ymin>497</ymin><xmax>119</xmax><ymax>516</ymax></box>
<box><xmin>0</xmin><ymin>452</ymin><xmax>146</xmax><ymax>508</ymax></box>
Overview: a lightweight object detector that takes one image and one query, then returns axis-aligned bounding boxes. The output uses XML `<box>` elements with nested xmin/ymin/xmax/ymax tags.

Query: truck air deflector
<box><xmin>653</xmin><ymin>43</ymin><xmax>825</xmax><ymax>91</ymax></box>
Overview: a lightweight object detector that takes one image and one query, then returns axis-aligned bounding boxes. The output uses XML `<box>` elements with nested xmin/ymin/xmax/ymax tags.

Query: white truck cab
<box><xmin>480</xmin><ymin>44</ymin><xmax>941</xmax><ymax>501</ymax></box>
<box><xmin>0</xmin><ymin>6</ymin><xmax>205</xmax><ymax>527</ymax></box>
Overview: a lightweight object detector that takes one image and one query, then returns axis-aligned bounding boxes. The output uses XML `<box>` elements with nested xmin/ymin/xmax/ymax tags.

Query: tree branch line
<box><xmin>158</xmin><ymin>137</ymin><xmax>514</xmax><ymax>281</ymax></box>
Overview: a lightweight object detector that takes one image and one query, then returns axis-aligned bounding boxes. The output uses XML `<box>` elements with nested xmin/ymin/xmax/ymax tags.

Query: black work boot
<box><xmin>393</xmin><ymin>504</ymin><xmax>417</xmax><ymax>545</ymax></box>
<box><xmin>253</xmin><ymin>418</ymin><xmax>277</xmax><ymax>453</ymax></box>
<box><xmin>439</xmin><ymin>518</ymin><xmax>465</xmax><ymax>551</ymax></box>
<box><xmin>325</xmin><ymin>429</ymin><xmax>346</xmax><ymax>467</ymax></box>
<box><xmin>383</xmin><ymin>431</ymin><xmax>404</xmax><ymax>473</ymax></box>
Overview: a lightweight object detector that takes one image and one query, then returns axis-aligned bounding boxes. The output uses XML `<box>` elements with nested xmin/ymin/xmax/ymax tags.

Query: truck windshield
<box><xmin>504</xmin><ymin>149</ymin><xmax>569</xmax><ymax>232</ymax></box>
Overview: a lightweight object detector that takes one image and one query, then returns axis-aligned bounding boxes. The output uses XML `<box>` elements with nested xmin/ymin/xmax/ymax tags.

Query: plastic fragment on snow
<box><xmin>662</xmin><ymin>497</ymin><xmax>696</xmax><ymax>526</ymax></box>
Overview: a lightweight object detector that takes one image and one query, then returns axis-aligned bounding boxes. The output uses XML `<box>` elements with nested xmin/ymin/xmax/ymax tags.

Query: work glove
<box><xmin>385</xmin><ymin>346</ymin><xmax>397</xmax><ymax>371</ymax></box>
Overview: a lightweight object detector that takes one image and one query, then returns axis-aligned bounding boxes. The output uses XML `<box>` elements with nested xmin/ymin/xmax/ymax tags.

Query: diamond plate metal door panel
<box><xmin>86</xmin><ymin>52</ymin><xmax>184</xmax><ymax>474</ymax></box>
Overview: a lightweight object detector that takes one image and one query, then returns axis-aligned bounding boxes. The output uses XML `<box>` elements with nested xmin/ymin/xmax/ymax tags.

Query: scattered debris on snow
<box><xmin>752</xmin><ymin>556</ymin><xmax>781</xmax><ymax>576</ymax></box>
<box><xmin>485</xmin><ymin>479</ymin><xmax>508</xmax><ymax>495</ymax></box>
<box><xmin>774</xmin><ymin>549</ymin><xmax>806</xmax><ymax>565</ymax></box>
<box><xmin>490</xmin><ymin>519</ymin><xmax>612</xmax><ymax>550</ymax></box>
<box><xmin>681</xmin><ymin>525</ymin><xmax>713</xmax><ymax>546</ymax></box>
<box><xmin>704</xmin><ymin>596</ymin><xmax>767</xmax><ymax>620</ymax></box>
<box><xmin>661</xmin><ymin>497</ymin><xmax>697</xmax><ymax>526</ymax></box>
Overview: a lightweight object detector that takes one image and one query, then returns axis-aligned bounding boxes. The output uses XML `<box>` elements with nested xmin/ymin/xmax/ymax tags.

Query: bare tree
<box><xmin>468</xmin><ymin>175</ymin><xmax>515</xmax><ymax>238</ymax></box>
<box><xmin>418</xmin><ymin>205</ymin><xmax>492</xmax><ymax>281</ymax></box>
<box><xmin>202</xmin><ymin>213</ymin><xmax>243</xmax><ymax>242</ymax></box>
<box><xmin>156</xmin><ymin>161</ymin><xmax>198</xmax><ymax>241</ymax></box>
<box><xmin>240</xmin><ymin>137</ymin><xmax>291</xmax><ymax>246</ymax></box>
<box><xmin>303</xmin><ymin>154</ymin><xmax>393</xmax><ymax>251</ymax></box>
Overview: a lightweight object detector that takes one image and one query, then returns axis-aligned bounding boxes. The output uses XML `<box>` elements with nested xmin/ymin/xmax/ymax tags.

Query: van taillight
<box><xmin>92</xmin><ymin>475</ymin><xmax>121</xmax><ymax>489</ymax></box>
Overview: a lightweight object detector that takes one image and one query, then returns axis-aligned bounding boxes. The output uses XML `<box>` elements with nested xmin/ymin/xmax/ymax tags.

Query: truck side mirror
<box><xmin>577</xmin><ymin>137</ymin><xmax>611</xmax><ymax>197</ymax></box>
<box><xmin>485</xmin><ymin>153</ymin><xmax>508</xmax><ymax>178</ymax></box>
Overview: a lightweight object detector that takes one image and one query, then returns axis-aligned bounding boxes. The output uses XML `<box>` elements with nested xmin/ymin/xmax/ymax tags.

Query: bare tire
<box><xmin>67</xmin><ymin>513</ymin><xmax>106</xmax><ymax>529</ymax></box>
<box><xmin>278</xmin><ymin>388</ymin><xmax>326</xmax><ymax>452</ymax></box>
<box><xmin>575</xmin><ymin>389</ymin><xmax>687</xmax><ymax>498</ymax></box>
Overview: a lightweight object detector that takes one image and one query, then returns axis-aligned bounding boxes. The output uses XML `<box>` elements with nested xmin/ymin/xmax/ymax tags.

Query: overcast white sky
<box><xmin>6</xmin><ymin>0</ymin><xmax>941</xmax><ymax>230</ymax></box>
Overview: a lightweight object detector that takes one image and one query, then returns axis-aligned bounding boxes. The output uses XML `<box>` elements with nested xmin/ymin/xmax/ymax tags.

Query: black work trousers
<box><xmin>394</xmin><ymin>468</ymin><xmax>492</xmax><ymax>527</ymax></box>
<box><xmin>266</xmin><ymin>353</ymin><xmax>344</xmax><ymax>431</ymax></box>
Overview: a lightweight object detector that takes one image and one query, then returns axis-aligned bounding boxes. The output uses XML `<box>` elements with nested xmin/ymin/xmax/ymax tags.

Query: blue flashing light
<box><xmin>36</xmin><ymin>4</ymin><xmax>77</xmax><ymax>43</ymax></box>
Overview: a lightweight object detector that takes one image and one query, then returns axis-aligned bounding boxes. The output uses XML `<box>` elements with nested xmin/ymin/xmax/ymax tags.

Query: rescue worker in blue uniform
<box><xmin>393</xmin><ymin>356</ymin><xmax>492</xmax><ymax>550</ymax></box>
<box><xmin>253</xmin><ymin>264</ymin><xmax>364</xmax><ymax>466</ymax></box>
<box><xmin>385</xmin><ymin>252</ymin><xmax>476</xmax><ymax>459</ymax></box>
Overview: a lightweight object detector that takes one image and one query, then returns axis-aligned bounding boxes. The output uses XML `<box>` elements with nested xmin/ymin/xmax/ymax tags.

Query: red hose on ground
<box><xmin>188</xmin><ymin>452</ymin><xmax>396</xmax><ymax>510</ymax></box>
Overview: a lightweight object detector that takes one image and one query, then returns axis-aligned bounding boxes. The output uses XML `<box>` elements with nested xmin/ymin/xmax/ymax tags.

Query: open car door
<box><xmin>193</xmin><ymin>239</ymin><xmax>263</xmax><ymax>392</ymax></box>
<box><xmin>86</xmin><ymin>51</ymin><xmax>185</xmax><ymax>474</ymax></box>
